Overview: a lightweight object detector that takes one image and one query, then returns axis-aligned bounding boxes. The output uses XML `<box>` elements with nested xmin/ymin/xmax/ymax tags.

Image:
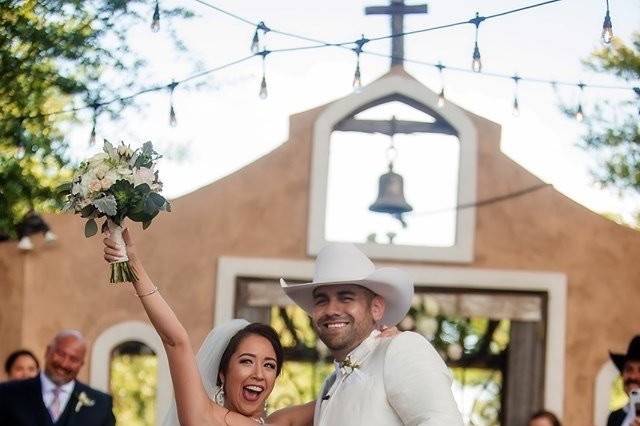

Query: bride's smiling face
<box><xmin>220</xmin><ymin>334</ymin><xmax>279</xmax><ymax>418</ymax></box>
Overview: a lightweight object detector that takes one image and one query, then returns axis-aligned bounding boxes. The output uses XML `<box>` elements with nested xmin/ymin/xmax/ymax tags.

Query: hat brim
<box><xmin>609</xmin><ymin>352</ymin><xmax>627</xmax><ymax>373</ymax></box>
<box><xmin>280</xmin><ymin>267</ymin><xmax>413</xmax><ymax>326</ymax></box>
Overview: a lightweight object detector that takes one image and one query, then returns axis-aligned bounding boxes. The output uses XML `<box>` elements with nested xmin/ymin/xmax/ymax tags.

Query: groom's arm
<box><xmin>384</xmin><ymin>332</ymin><xmax>463</xmax><ymax>426</ymax></box>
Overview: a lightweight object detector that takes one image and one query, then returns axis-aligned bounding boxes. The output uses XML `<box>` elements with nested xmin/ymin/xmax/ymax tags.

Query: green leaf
<box><xmin>148</xmin><ymin>192</ymin><xmax>166</xmax><ymax>209</ymax></box>
<box><xmin>104</xmin><ymin>140</ymin><xmax>116</xmax><ymax>157</ymax></box>
<box><xmin>85</xmin><ymin>219</ymin><xmax>98</xmax><ymax>237</ymax></box>
<box><xmin>80</xmin><ymin>204</ymin><xmax>96</xmax><ymax>218</ymax></box>
<box><xmin>56</xmin><ymin>182</ymin><xmax>72</xmax><ymax>194</ymax></box>
<box><xmin>93</xmin><ymin>194</ymin><xmax>118</xmax><ymax>216</ymax></box>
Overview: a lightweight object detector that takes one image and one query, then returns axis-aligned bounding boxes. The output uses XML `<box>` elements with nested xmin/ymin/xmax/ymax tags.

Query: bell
<box><xmin>369</xmin><ymin>163</ymin><xmax>413</xmax><ymax>215</ymax></box>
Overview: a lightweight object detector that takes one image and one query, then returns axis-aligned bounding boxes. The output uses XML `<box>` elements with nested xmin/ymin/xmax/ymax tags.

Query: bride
<box><xmin>103</xmin><ymin>230</ymin><xmax>314</xmax><ymax>426</ymax></box>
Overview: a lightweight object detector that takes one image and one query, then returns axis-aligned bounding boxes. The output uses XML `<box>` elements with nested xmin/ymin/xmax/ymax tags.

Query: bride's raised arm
<box><xmin>103</xmin><ymin>230</ymin><xmax>256</xmax><ymax>426</ymax></box>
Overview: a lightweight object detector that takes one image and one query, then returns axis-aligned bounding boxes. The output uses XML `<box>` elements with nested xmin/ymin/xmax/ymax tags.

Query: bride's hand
<box><xmin>379</xmin><ymin>325</ymin><xmax>400</xmax><ymax>338</ymax></box>
<box><xmin>103</xmin><ymin>228</ymin><xmax>139</xmax><ymax>263</ymax></box>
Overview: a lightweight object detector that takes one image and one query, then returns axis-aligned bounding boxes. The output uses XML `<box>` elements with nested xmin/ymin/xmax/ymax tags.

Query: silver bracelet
<box><xmin>137</xmin><ymin>286</ymin><xmax>158</xmax><ymax>298</ymax></box>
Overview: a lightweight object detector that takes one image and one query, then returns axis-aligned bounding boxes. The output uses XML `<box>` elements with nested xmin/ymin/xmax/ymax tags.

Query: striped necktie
<box><xmin>49</xmin><ymin>387</ymin><xmax>62</xmax><ymax>421</ymax></box>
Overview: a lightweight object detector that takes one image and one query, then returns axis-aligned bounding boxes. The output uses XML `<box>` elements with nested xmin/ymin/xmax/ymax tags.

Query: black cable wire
<box><xmin>3</xmin><ymin>54</ymin><xmax>256</xmax><ymax>122</ymax></box>
<box><xmin>2</xmin><ymin>0</ymin><xmax>635</xmax><ymax>123</ymax></box>
<box><xmin>409</xmin><ymin>183</ymin><xmax>551</xmax><ymax>217</ymax></box>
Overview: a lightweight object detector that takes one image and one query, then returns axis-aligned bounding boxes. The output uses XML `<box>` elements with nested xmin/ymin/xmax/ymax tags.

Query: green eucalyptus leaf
<box><xmin>80</xmin><ymin>204</ymin><xmax>96</xmax><ymax>218</ymax></box>
<box><xmin>93</xmin><ymin>194</ymin><xmax>118</xmax><ymax>216</ymax></box>
<box><xmin>85</xmin><ymin>219</ymin><xmax>98</xmax><ymax>237</ymax></box>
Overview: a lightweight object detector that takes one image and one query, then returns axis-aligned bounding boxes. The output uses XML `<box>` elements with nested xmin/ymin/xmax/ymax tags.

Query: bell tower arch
<box><xmin>307</xmin><ymin>72</ymin><xmax>478</xmax><ymax>262</ymax></box>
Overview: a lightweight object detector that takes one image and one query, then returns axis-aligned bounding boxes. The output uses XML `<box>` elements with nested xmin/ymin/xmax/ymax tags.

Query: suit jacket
<box><xmin>0</xmin><ymin>376</ymin><xmax>115</xmax><ymax>426</ymax></box>
<box><xmin>607</xmin><ymin>407</ymin><xmax>627</xmax><ymax>426</ymax></box>
<box><xmin>313</xmin><ymin>331</ymin><xmax>463</xmax><ymax>426</ymax></box>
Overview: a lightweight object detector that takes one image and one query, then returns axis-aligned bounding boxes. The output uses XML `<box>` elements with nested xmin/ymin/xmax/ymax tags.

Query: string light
<box><xmin>353</xmin><ymin>35</ymin><xmax>368</xmax><ymax>91</ymax></box>
<box><xmin>151</xmin><ymin>0</ymin><xmax>160</xmax><ymax>33</ymax></box>
<box><xmin>601</xmin><ymin>0</ymin><xmax>613</xmax><ymax>44</ymax></box>
<box><xmin>436</xmin><ymin>62</ymin><xmax>446</xmax><ymax>108</ymax></box>
<box><xmin>251</xmin><ymin>21</ymin><xmax>270</xmax><ymax>54</ymax></box>
<box><xmin>512</xmin><ymin>74</ymin><xmax>521</xmax><ymax>117</ymax></box>
<box><xmin>89</xmin><ymin>104</ymin><xmax>99</xmax><ymax>145</ymax></box>
<box><xmin>4</xmin><ymin>0</ymin><xmax>639</xmax><ymax>130</ymax></box>
<box><xmin>470</xmin><ymin>12</ymin><xmax>485</xmax><ymax>73</ymax></box>
<box><xmin>576</xmin><ymin>82</ymin><xmax>586</xmax><ymax>122</ymax></box>
<box><xmin>168</xmin><ymin>81</ymin><xmax>178</xmax><ymax>127</ymax></box>
<box><xmin>258</xmin><ymin>50</ymin><xmax>270</xmax><ymax>99</ymax></box>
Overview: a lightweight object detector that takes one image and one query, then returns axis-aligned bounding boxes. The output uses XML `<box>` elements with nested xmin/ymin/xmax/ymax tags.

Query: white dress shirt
<box><xmin>314</xmin><ymin>331</ymin><xmax>463</xmax><ymax>426</ymax></box>
<box><xmin>40</xmin><ymin>372</ymin><xmax>75</xmax><ymax>422</ymax></box>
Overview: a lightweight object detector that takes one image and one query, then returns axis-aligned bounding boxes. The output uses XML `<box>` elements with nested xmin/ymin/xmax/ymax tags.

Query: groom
<box><xmin>0</xmin><ymin>330</ymin><xmax>115</xmax><ymax>426</ymax></box>
<box><xmin>281</xmin><ymin>243</ymin><xmax>463</xmax><ymax>425</ymax></box>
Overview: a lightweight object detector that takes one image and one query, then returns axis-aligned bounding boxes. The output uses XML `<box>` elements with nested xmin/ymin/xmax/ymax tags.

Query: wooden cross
<box><xmin>365</xmin><ymin>0</ymin><xmax>428</xmax><ymax>68</ymax></box>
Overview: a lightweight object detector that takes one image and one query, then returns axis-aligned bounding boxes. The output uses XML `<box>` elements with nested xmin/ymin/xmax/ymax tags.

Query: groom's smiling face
<box><xmin>311</xmin><ymin>284</ymin><xmax>384</xmax><ymax>360</ymax></box>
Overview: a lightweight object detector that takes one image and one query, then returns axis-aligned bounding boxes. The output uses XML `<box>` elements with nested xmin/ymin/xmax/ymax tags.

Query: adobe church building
<box><xmin>1</xmin><ymin>67</ymin><xmax>639</xmax><ymax>426</ymax></box>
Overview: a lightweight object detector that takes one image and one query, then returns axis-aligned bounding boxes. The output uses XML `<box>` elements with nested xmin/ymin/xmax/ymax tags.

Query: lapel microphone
<box><xmin>322</xmin><ymin>394</ymin><xmax>331</xmax><ymax>400</ymax></box>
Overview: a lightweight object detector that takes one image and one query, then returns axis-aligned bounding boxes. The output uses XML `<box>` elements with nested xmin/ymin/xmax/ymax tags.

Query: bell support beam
<box><xmin>334</xmin><ymin>118</ymin><xmax>457</xmax><ymax>136</ymax></box>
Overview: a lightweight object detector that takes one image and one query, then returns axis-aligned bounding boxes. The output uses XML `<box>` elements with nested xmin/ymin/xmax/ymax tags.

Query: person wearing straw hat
<box><xmin>607</xmin><ymin>335</ymin><xmax>640</xmax><ymax>426</ymax></box>
<box><xmin>280</xmin><ymin>242</ymin><xmax>463</xmax><ymax>426</ymax></box>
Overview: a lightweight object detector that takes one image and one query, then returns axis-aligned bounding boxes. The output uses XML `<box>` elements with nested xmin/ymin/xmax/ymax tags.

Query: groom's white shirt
<box><xmin>314</xmin><ymin>330</ymin><xmax>463</xmax><ymax>426</ymax></box>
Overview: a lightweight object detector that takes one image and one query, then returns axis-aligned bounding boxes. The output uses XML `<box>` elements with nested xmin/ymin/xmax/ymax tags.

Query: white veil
<box><xmin>161</xmin><ymin>319</ymin><xmax>250</xmax><ymax>426</ymax></box>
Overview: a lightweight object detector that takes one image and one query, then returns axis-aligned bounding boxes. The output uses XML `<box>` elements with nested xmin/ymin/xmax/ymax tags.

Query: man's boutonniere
<box><xmin>74</xmin><ymin>391</ymin><xmax>95</xmax><ymax>413</ymax></box>
<box><xmin>339</xmin><ymin>355</ymin><xmax>361</xmax><ymax>377</ymax></box>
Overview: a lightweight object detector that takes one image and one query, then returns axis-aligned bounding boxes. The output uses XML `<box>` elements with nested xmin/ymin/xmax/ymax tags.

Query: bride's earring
<box><xmin>214</xmin><ymin>385</ymin><xmax>225</xmax><ymax>406</ymax></box>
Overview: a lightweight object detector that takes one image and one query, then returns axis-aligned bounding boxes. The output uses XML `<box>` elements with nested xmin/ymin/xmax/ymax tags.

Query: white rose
<box><xmin>72</xmin><ymin>182</ymin><xmax>82</xmax><ymax>195</ymax></box>
<box><xmin>133</xmin><ymin>167</ymin><xmax>156</xmax><ymax>187</ymax></box>
<box><xmin>88</xmin><ymin>179</ymin><xmax>102</xmax><ymax>194</ymax></box>
<box><xmin>93</xmin><ymin>164</ymin><xmax>110</xmax><ymax>180</ymax></box>
<box><xmin>88</xmin><ymin>152</ymin><xmax>109</xmax><ymax>165</ymax></box>
<box><xmin>100</xmin><ymin>177</ymin><xmax>113</xmax><ymax>191</ymax></box>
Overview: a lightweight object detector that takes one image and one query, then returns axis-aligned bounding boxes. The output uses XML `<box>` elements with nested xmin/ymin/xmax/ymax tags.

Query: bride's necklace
<box><xmin>251</xmin><ymin>416</ymin><xmax>265</xmax><ymax>424</ymax></box>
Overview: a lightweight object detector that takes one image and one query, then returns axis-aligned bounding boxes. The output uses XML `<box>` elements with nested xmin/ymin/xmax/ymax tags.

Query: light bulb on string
<box><xmin>89</xmin><ymin>104</ymin><xmax>99</xmax><ymax>145</ymax></box>
<box><xmin>436</xmin><ymin>62</ymin><xmax>446</xmax><ymax>108</ymax></box>
<box><xmin>258</xmin><ymin>50</ymin><xmax>270</xmax><ymax>99</ymax></box>
<box><xmin>151</xmin><ymin>0</ymin><xmax>160</xmax><ymax>33</ymax></box>
<box><xmin>576</xmin><ymin>82</ymin><xmax>586</xmax><ymax>122</ymax></box>
<box><xmin>512</xmin><ymin>74</ymin><xmax>521</xmax><ymax>117</ymax></box>
<box><xmin>251</xmin><ymin>21</ymin><xmax>270</xmax><ymax>54</ymax></box>
<box><xmin>469</xmin><ymin>12</ymin><xmax>485</xmax><ymax>73</ymax></box>
<box><xmin>352</xmin><ymin>35</ymin><xmax>368</xmax><ymax>92</ymax></box>
<box><xmin>168</xmin><ymin>81</ymin><xmax>178</xmax><ymax>127</ymax></box>
<box><xmin>601</xmin><ymin>0</ymin><xmax>613</xmax><ymax>44</ymax></box>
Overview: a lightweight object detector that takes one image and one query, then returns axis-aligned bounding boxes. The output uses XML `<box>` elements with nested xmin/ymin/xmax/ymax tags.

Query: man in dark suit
<box><xmin>607</xmin><ymin>335</ymin><xmax>640</xmax><ymax>426</ymax></box>
<box><xmin>0</xmin><ymin>330</ymin><xmax>115</xmax><ymax>426</ymax></box>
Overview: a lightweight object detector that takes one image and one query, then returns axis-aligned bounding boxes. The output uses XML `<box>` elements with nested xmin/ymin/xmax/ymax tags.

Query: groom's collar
<box><xmin>40</xmin><ymin>371</ymin><xmax>75</xmax><ymax>394</ymax></box>
<box><xmin>334</xmin><ymin>330</ymin><xmax>381</xmax><ymax>372</ymax></box>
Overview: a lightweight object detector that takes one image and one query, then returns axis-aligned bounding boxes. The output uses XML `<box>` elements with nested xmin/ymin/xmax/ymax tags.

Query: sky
<box><xmin>64</xmin><ymin>0</ymin><xmax>640</xmax><ymax>237</ymax></box>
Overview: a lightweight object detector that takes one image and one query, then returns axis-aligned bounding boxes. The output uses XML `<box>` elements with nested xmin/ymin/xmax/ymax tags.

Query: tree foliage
<box><xmin>578</xmin><ymin>33</ymin><xmax>640</xmax><ymax>196</ymax></box>
<box><xmin>0</xmin><ymin>0</ymin><xmax>190</xmax><ymax>239</ymax></box>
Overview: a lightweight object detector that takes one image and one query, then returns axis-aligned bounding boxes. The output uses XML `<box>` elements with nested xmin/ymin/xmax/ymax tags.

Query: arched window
<box><xmin>91</xmin><ymin>321</ymin><xmax>172</xmax><ymax>425</ymax></box>
<box><xmin>326</xmin><ymin>97</ymin><xmax>460</xmax><ymax>247</ymax></box>
<box><xmin>110</xmin><ymin>341</ymin><xmax>157</xmax><ymax>426</ymax></box>
<box><xmin>309</xmin><ymin>74</ymin><xmax>477</xmax><ymax>262</ymax></box>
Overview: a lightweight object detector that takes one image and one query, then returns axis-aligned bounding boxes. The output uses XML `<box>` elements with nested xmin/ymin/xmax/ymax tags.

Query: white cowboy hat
<box><xmin>280</xmin><ymin>243</ymin><xmax>414</xmax><ymax>326</ymax></box>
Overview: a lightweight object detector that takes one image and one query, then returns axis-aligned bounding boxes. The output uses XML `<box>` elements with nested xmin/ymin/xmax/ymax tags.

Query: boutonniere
<box><xmin>339</xmin><ymin>355</ymin><xmax>361</xmax><ymax>376</ymax></box>
<box><xmin>74</xmin><ymin>391</ymin><xmax>95</xmax><ymax>413</ymax></box>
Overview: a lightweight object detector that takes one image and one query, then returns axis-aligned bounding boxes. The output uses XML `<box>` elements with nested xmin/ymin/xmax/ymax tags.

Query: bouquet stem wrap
<box><xmin>107</xmin><ymin>219</ymin><xmax>138</xmax><ymax>283</ymax></box>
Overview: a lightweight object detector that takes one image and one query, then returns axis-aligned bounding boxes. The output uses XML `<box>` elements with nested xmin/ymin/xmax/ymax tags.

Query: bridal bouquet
<box><xmin>60</xmin><ymin>141</ymin><xmax>170</xmax><ymax>283</ymax></box>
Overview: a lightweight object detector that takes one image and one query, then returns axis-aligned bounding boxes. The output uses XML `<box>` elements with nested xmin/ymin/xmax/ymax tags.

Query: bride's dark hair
<box><xmin>217</xmin><ymin>323</ymin><xmax>284</xmax><ymax>386</ymax></box>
